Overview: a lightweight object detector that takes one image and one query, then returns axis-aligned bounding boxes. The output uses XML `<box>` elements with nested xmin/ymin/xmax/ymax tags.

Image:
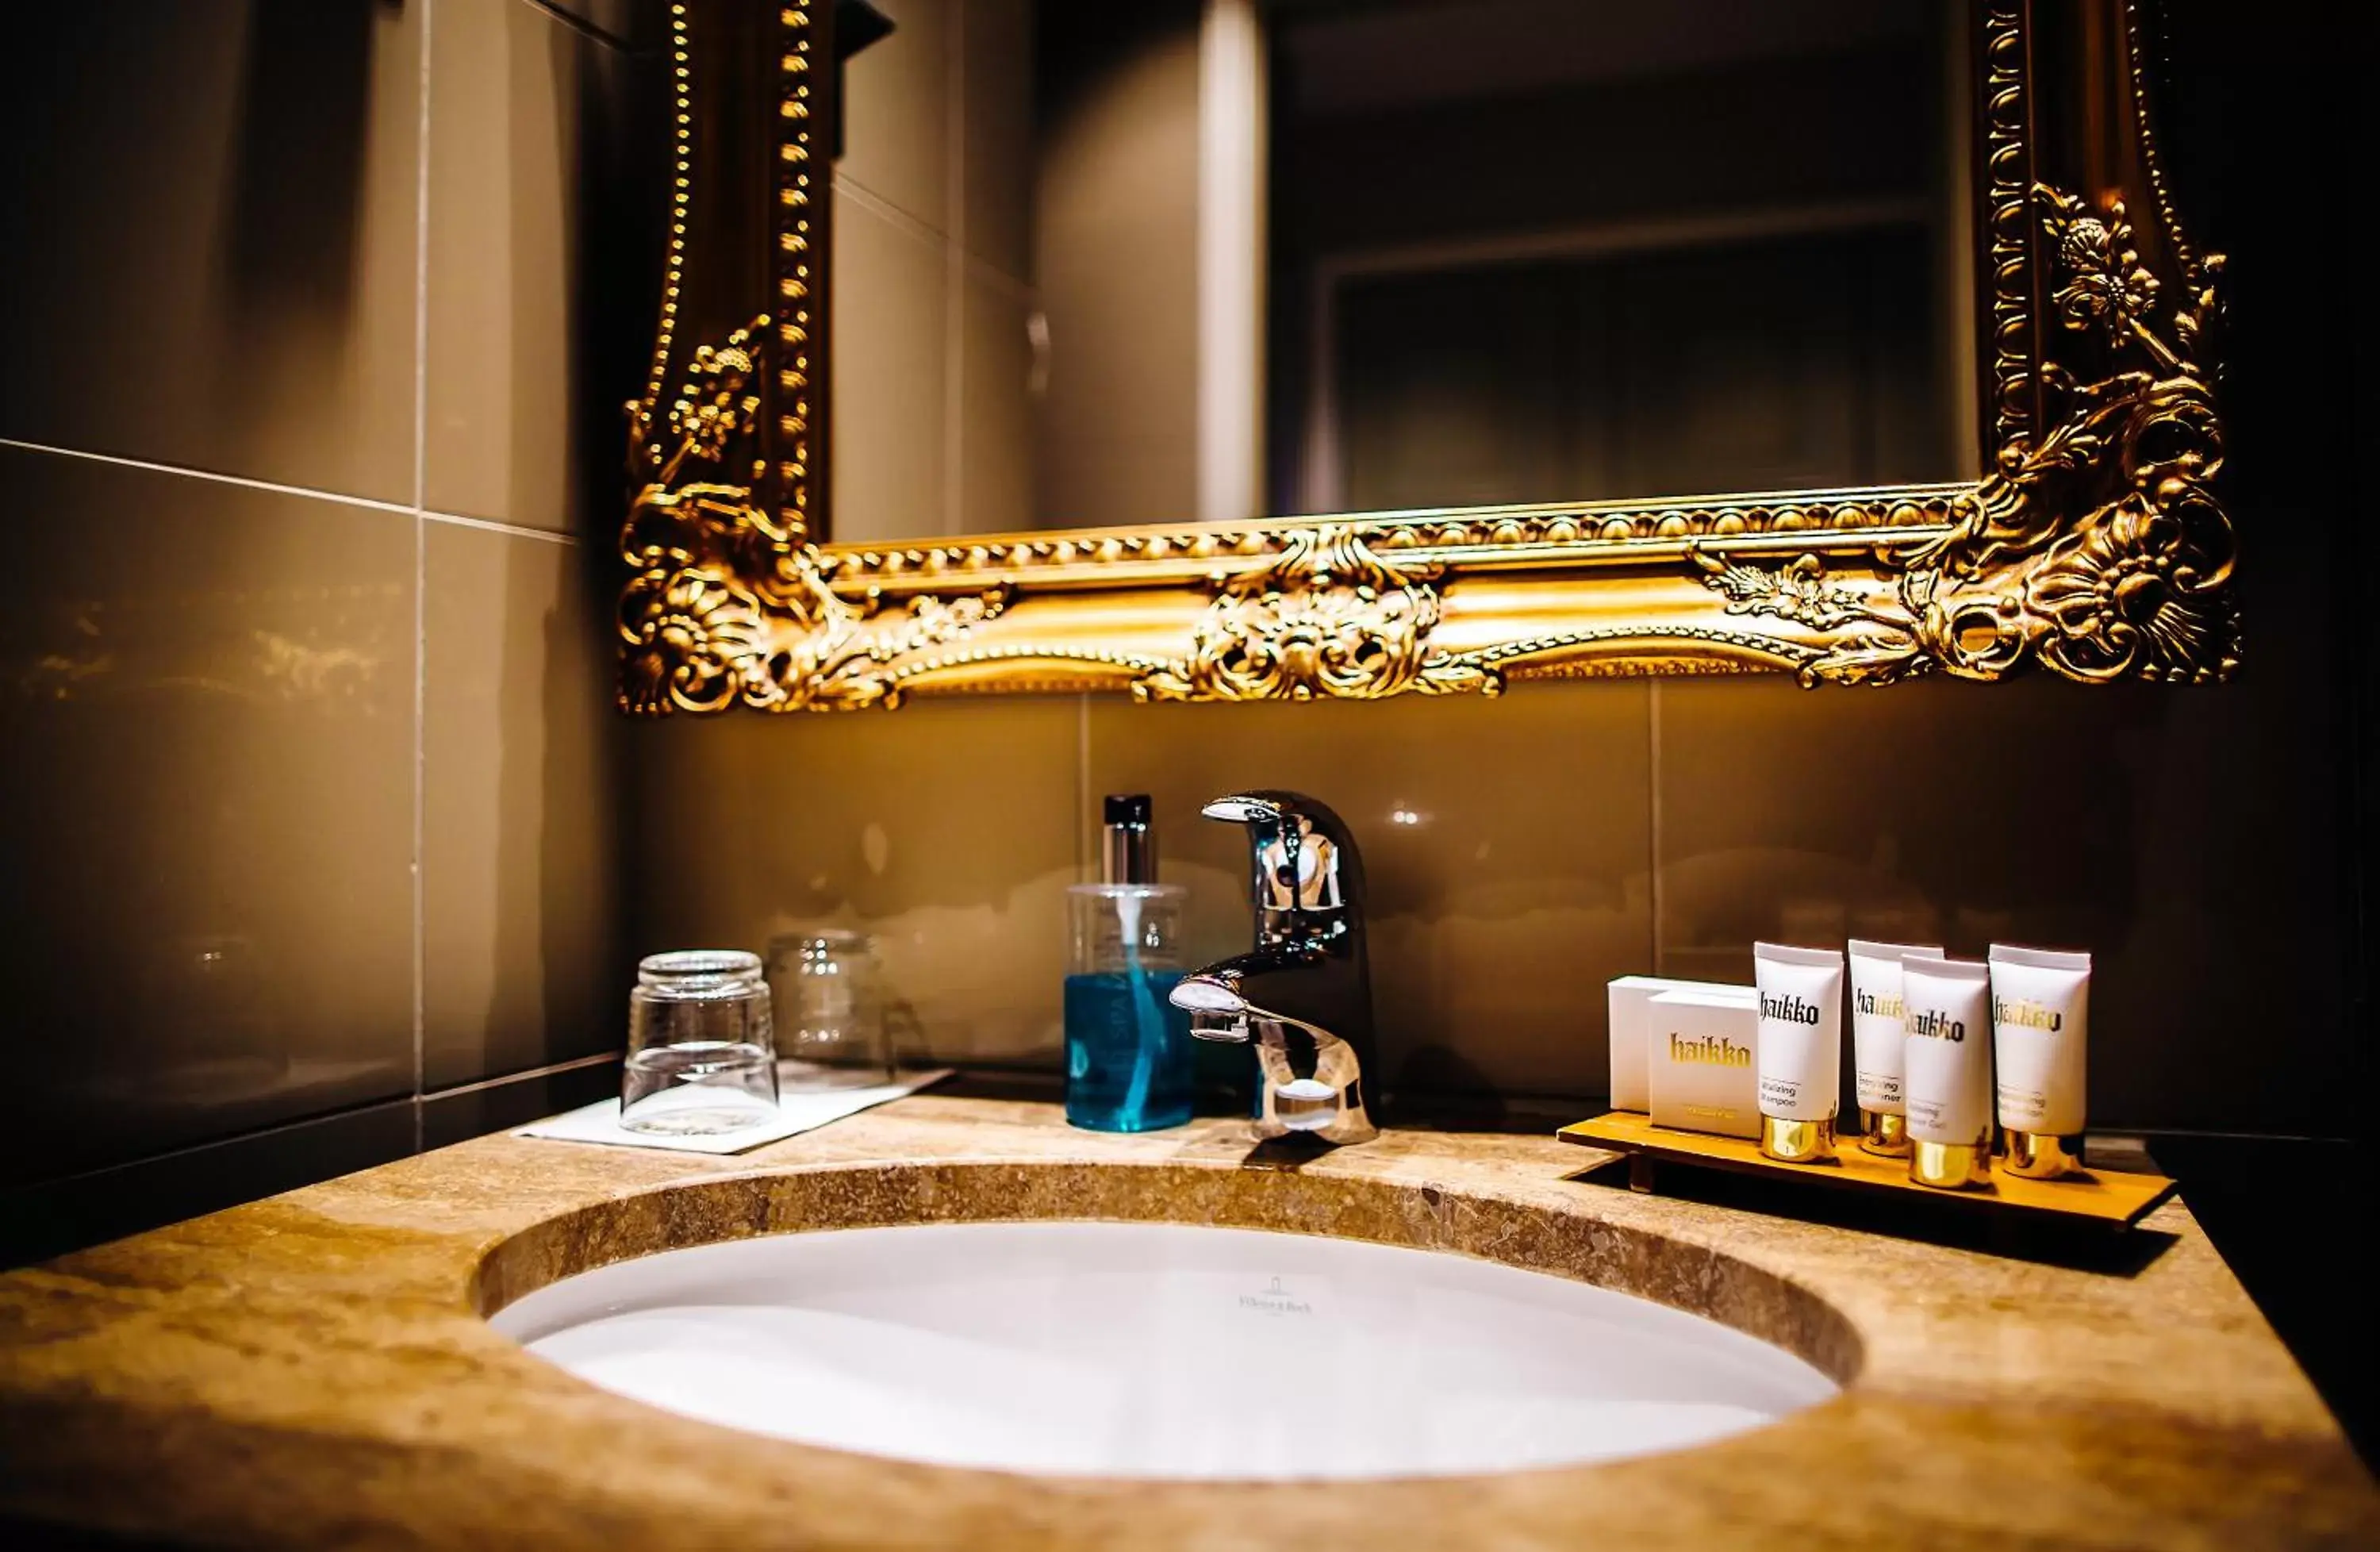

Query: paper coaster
<box><xmin>516</xmin><ymin>1068</ymin><xmax>954</xmax><ymax>1155</ymax></box>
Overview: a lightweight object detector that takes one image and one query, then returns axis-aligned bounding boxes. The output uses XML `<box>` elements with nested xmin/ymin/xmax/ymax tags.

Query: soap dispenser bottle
<box><xmin>1064</xmin><ymin>795</ymin><xmax>1195</xmax><ymax>1131</ymax></box>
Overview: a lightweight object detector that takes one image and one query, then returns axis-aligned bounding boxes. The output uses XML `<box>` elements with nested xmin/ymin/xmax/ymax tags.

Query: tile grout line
<box><xmin>410</xmin><ymin>0</ymin><xmax>436</xmax><ymax>1156</ymax></box>
<box><xmin>21</xmin><ymin>1097</ymin><xmax>426</xmax><ymax>1196</ymax></box>
<box><xmin>423</xmin><ymin>508</ymin><xmax>580</xmax><ymax>545</ymax></box>
<box><xmin>1077</xmin><ymin>694</ymin><xmax>1092</xmax><ymax>879</ymax></box>
<box><xmin>0</xmin><ymin>440</ymin><xmax>574</xmax><ymax>546</ymax></box>
<box><xmin>420</xmin><ymin>1050</ymin><xmax>626</xmax><ymax>1104</ymax></box>
<box><xmin>510</xmin><ymin>0</ymin><xmax>646</xmax><ymax>53</ymax></box>
<box><xmin>1648</xmin><ymin>679</ymin><xmax>1665</xmax><ymax>976</ymax></box>
<box><xmin>835</xmin><ymin>171</ymin><xmax>1035</xmax><ymax>305</ymax></box>
<box><xmin>942</xmin><ymin>6</ymin><xmax>967</xmax><ymax>536</ymax></box>
<box><xmin>834</xmin><ymin>171</ymin><xmax>948</xmax><ymax>246</ymax></box>
<box><xmin>25</xmin><ymin>1088</ymin><xmax>2355</xmax><ymax>1202</ymax></box>
<box><xmin>0</xmin><ymin>438</ymin><xmax>416</xmax><ymax>517</ymax></box>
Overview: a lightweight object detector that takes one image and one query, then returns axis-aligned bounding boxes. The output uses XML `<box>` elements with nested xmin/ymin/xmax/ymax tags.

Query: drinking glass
<box><xmin>620</xmin><ymin>950</ymin><xmax>780</xmax><ymax>1135</ymax></box>
<box><xmin>765</xmin><ymin>930</ymin><xmax>893</xmax><ymax>1092</ymax></box>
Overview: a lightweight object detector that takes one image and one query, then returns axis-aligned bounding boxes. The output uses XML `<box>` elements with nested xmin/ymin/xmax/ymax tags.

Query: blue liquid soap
<box><xmin>1065</xmin><ymin>969</ymin><xmax>1196</xmax><ymax>1131</ymax></box>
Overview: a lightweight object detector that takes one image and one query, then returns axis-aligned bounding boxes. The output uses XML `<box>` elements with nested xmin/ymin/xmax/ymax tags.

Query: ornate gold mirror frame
<box><xmin>621</xmin><ymin>0</ymin><xmax>2229</xmax><ymax>714</ymax></box>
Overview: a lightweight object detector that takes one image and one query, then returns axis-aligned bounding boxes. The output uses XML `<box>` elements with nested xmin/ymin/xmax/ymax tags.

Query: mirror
<box><xmin>829</xmin><ymin>0</ymin><xmax>1977</xmax><ymax>544</ymax></box>
<box><xmin>620</xmin><ymin>0</ymin><xmax>2233</xmax><ymax>712</ymax></box>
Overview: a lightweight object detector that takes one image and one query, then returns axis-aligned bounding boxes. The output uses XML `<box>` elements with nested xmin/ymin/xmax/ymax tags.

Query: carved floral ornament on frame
<box><xmin>618</xmin><ymin>0</ymin><xmax>2231</xmax><ymax>716</ymax></box>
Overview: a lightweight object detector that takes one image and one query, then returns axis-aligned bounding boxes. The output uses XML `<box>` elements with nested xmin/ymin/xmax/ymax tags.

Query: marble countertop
<box><xmin>1</xmin><ymin>1094</ymin><xmax>2373</xmax><ymax>1549</ymax></box>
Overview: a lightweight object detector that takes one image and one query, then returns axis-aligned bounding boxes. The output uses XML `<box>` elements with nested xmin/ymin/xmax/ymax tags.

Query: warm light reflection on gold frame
<box><xmin>621</xmin><ymin>0</ymin><xmax>2230</xmax><ymax>713</ymax></box>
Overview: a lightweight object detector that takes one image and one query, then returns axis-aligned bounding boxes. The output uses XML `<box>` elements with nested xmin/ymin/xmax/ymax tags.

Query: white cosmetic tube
<box><xmin>1846</xmin><ymin>939</ymin><xmax>1944</xmax><ymax>1157</ymax></box>
<box><xmin>1752</xmin><ymin>943</ymin><xmax>1844</xmax><ymax>1163</ymax></box>
<box><xmin>1989</xmin><ymin>944</ymin><xmax>2092</xmax><ymax>1178</ymax></box>
<box><xmin>1900</xmin><ymin>956</ymin><xmax>1993</xmax><ymax>1189</ymax></box>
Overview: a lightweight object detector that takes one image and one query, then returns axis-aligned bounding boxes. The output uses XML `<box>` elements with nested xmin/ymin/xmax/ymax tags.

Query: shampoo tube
<box><xmin>1900</xmin><ymin>957</ymin><xmax>1992</xmax><ymax>1189</ymax></box>
<box><xmin>1752</xmin><ymin>943</ymin><xmax>1844</xmax><ymax>1163</ymax></box>
<box><xmin>1989</xmin><ymin>944</ymin><xmax>2091</xmax><ymax>1178</ymax></box>
<box><xmin>1846</xmin><ymin>939</ymin><xmax>1944</xmax><ymax>1157</ymax></box>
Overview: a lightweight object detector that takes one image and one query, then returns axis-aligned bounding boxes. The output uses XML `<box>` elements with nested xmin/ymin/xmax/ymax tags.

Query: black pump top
<box><xmin>1100</xmin><ymin>793</ymin><xmax>1155</xmax><ymax>884</ymax></box>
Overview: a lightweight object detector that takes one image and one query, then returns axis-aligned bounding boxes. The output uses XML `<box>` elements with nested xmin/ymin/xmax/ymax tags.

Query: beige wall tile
<box><xmin>1652</xmin><ymin>674</ymin><xmax>2352</xmax><ymax>1135</ymax></box>
<box><xmin>1083</xmin><ymin>684</ymin><xmax>1655</xmax><ymax>1101</ymax></box>
<box><xmin>424</xmin><ymin>0</ymin><xmax>664</xmax><ymax>535</ymax></box>
<box><xmin>0</xmin><ymin>4</ymin><xmax>421</xmax><ymax>503</ymax></box>
<box><xmin>0</xmin><ymin>448</ymin><xmax>416</xmax><ymax>1188</ymax></box>
<box><xmin>624</xmin><ymin>697</ymin><xmax>1082</xmax><ymax>1066</ymax></box>
<box><xmin>421</xmin><ymin>523</ymin><xmax>622</xmax><ymax>1089</ymax></box>
<box><xmin>839</xmin><ymin>0</ymin><xmax>952</xmax><ymax>232</ymax></box>
<box><xmin>959</xmin><ymin>274</ymin><xmax>1036</xmax><ymax>535</ymax></box>
<box><xmin>830</xmin><ymin>191</ymin><xmax>950</xmax><ymax>542</ymax></box>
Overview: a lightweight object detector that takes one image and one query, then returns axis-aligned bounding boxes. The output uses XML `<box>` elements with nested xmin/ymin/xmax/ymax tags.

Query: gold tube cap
<box><xmin>1909</xmin><ymin>1135</ymin><xmax>1990</xmax><ymax>1190</ymax></box>
<box><xmin>2002</xmin><ymin>1129</ymin><xmax>2085</xmax><ymax>1179</ymax></box>
<box><xmin>1858</xmin><ymin>1108</ymin><xmax>1910</xmax><ymax>1157</ymax></box>
<box><xmin>1759</xmin><ymin>1114</ymin><xmax>1837</xmax><ymax>1164</ymax></box>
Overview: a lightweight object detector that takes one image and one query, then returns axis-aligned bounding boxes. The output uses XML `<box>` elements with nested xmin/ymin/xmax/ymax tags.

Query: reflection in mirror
<box><xmin>829</xmin><ymin>0</ymin><xmax>1976</xmax><ymax>545</ymax></box>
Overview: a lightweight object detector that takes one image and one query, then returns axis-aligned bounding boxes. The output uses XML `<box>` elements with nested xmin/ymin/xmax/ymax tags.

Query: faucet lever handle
<box><xmin>1198</xmin><ymin>789</ymin><xmax>1351</xmax><ymax>920</ymax></box>
<box><xmin>1199</xmin><ymin>793</ymin><xmax>1284</xmax><ymax>825</ymax></box>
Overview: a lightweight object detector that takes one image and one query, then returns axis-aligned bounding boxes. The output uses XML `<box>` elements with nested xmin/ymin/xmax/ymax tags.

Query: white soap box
<box><xmin>1645</xmin><ymin>988</ymin><xmax>1761</xmax><ymax>1140</ymax></box>
<box><xmin>1606</xmin><ymin>975</ymin><xmax>1754</xmax><ymax>1112</ymax></box>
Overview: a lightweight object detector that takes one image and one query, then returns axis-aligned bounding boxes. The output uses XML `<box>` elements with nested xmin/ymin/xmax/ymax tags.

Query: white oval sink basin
<box><xmin>491</xmin><ymin>1220</ymin><xmax>1835</xmax><ymax>1481</ymax></box>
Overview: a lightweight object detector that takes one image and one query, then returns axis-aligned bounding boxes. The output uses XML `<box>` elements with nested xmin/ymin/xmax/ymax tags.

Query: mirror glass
<box><xmin>828</xmin><ymin>0</ymin><xmax>1977</xmax><ymax>544</ymax></box>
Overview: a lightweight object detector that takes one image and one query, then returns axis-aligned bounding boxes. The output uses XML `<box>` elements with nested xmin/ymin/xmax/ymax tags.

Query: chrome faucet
<box><xmin>1169</xmin><ymin>791</ymin><xmax>1378</xmax><ymax>1145</ymax></box>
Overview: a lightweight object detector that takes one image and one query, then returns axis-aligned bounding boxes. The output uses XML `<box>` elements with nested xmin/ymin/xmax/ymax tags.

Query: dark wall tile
<box><xmin>0</xmin><ymin>2</ymin><xmax>422</xmax><ymax>502</ymax></box>
<box><xmin>0</xmin><ymin>448</ymin><xmax>416</xmax><ymax>1188</ymax></box>
<box><xmin>2</xmin><ymin>1099</ymin><xmax>416</xmax><ymax>1270</ymax></box>
<box><xmin>2148</xmin><ymin>1134</ymin><xmax>2376</xmax><ymax>1461</ymax></box>
<box><xmin>422</xmin><ymin>523</ymin><xmax>621</xmax><ymax>1089</ymax></box>
<box><xmin>424</xmin><ymin>0</ymin><xmax>666</xmax><ymax>535</ymax></box>
<box><xmin>1653</xmin><ymin>671</ymin><xmax>2353</xmax><ymax>1135</ymax></box>
<box><xmin>624</xmin><ymin>696</ymin><xmax>1082</xmax><ymax>1065</ymax></box>
<box><xmin>1083</xmin><ymin>684</ymin><xmax>1655</xmax><ymax>1101</ymax></box>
